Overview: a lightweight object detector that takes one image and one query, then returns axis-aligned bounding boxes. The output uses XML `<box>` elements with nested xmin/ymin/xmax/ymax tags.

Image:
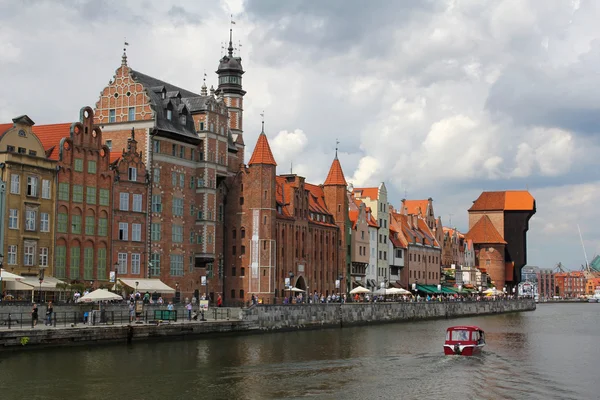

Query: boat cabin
<box><xmin>445</xmin><ymin>326</ymin><xmax>485</xmax><ymax>344</ymax></box>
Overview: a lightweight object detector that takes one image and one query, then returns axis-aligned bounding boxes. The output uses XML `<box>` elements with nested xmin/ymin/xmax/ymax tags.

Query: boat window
<box><xmin>446</xmin><ymin>331</ymin><xmax>450</xmax><ymax>341</ymax></box>
<box><xmin>451</xmin><ymin>330</ymin><xmax>470</xmax><ymax>341</ymax></box>
<box><xmin>472</xmin><ymin>331</ymin><xmax>479</xmax><ymax>341</ymax></box>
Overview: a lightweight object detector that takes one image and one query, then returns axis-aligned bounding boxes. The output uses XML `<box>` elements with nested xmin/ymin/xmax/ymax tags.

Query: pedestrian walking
<box><xmin>129</xmin><ymin>302</ymin><xmax>135</xmax><ymax>323</ymax></box>
<box><xmin>186</xmin><ymin>302</ymin><xmax>192</xmax><ymax>321</ymax></box>
<box><xmin>45</xmin><ymin>301</ymin><xmax>53</xmax><ymax>326</ymax></box>
<box><xmin>31</xmin><ymin>304</ymin><xmax>38</xmax><ymax>327</ymax></box>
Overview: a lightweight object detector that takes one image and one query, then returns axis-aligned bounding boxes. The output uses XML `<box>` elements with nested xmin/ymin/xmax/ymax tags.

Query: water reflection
<box><xmin>0</xmin><ymin>304</ymin><xmax>599</xmax><ymax>400</ymax></box>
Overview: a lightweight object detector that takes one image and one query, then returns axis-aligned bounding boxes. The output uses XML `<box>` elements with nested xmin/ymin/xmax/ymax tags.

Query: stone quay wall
<box><xmin>242</xmin><ymin>300</ymin><xmax>536</xmax><ymax>330</ymax></box>
<box><xmin>0</xmin><ymin>300</ymin><xmax>534</xmax><ymax>349</ymax></box>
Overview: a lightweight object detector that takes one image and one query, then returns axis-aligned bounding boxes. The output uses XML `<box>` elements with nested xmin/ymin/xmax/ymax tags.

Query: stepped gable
<box><xmin>469</xmin><ymin>191</ymin><xmax>535</xmax><ymax>211</ymax></box>
<box><xmin>464</xmin><ymin>215</ymin><xmax>507</xmax><ymax>244</ymax></box>
<box><xmin>402</xmin><ymin>200</ymin><xmax>429</xmax><ymax>215</ymax></box>
<box><xmin>248</xmin><ymin>132</ymin><xmax>277</xmax><ymax>166</ymax></box>
<box><xmin>323</xmin><ymin>157</ymin><xmax>347</xmax><ymax>186</ymax></box>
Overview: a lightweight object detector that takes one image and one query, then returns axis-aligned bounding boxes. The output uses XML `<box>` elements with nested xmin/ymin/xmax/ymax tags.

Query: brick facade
<box><xmin>41</xmin><ymin>107</ymin><xmax>113</xmax><ymax>283</ymax></box>
<box><xmin>111</xmin><ymin>131</ymin><xmax>148</xmax><ymax>280</ymax></box>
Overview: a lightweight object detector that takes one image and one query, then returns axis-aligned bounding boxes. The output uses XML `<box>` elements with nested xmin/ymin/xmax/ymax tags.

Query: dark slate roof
<box><xmin>131</xmin><ymin>70</ymin><xmax>199</xmax><ymax>98</ymax></box>
<box><xmin>182</xmin><ymin>96</ymin><xmax>209</xmax><ymax>112</ymax></box>
<box><xmin>131</xmin><ymin>70</ymin><xmax>200</xmax><ymax>141</ymax></box>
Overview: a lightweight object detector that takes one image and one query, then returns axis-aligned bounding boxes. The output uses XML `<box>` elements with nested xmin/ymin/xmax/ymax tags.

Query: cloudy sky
<box><xmin>1</xmin><ymin>0</ymin><xmax>599</xmax><ymax>270</ymax></box>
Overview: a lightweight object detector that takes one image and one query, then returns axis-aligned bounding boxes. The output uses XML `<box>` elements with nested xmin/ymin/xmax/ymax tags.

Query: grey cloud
<box><xmin>245</xmin><ymin>0</ymin><xmax>437</xmax><ymax>64</ymax></box>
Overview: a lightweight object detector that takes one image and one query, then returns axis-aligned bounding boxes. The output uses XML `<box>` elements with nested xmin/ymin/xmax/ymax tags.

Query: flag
<box><xmin>124</xmin><ymin>42</ymin><xmax>129</xmax><ymax>46</ymax></box>
<box><xmin>231</xmin><ymin>21</ymin><xmax>236</xmax><ymax>24</ymax></box>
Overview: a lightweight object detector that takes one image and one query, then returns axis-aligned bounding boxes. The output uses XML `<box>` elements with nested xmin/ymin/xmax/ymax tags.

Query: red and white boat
<box><xmin>443</xmin><ymin>326</ymin><xmax>486</xmax><ymax>356</ymax></box>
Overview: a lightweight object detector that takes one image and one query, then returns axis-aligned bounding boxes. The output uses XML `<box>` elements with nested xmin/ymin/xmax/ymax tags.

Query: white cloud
<box><xmin>1</xmin><ymin>0</ymin><xmax>599</xmax><ymax>270</ymax></box>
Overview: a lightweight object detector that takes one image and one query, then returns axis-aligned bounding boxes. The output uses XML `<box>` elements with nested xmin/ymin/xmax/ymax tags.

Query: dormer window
<box><xmin>180</xmin><ymin>114</ymin><xmax>186</xmax><ymax>125</ymax></box>
<box><xmin>161</xmin><ymin>90</ymin><xmax>166</xmax><ymax>100</ymax></box>
<box><xmin>166</xmin><ymin>109</ymin><xmax>172</xmax><ymax>121</ymax></box>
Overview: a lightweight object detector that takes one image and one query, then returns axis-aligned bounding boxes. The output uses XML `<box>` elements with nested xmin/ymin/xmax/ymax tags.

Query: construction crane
<box><xmin>553</xmin><ymin>262</ymin><xmax>566</xmax><ymax>273</ymax></box>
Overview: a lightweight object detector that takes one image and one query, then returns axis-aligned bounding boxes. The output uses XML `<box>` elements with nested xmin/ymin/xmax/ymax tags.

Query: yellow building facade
<box><xmin>0</xmin><ymin>116</ymin><xmax>57</xmax><ymax>277</ymax></box>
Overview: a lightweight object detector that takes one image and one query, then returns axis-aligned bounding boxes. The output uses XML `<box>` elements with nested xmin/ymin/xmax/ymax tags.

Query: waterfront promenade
<box><xmin>0</xmin><ymin>299</ymin><xmax>535</xmax><ymax>349</ymax></box>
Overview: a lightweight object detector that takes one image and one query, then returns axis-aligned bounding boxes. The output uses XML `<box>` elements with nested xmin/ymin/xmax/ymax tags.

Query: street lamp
<box><xmin>0</xmin><ymin>253</ymin><xmax>3</xmax><ymax>296</ymax></box>
<box><xmin>38</xmin><ymin>267</ymin><xmax>45</xmax><ymax>303</ymax></box>
<box><xmin>288</xmin><ymin>271</ymin><xmax>294</xmax><ymax>303</ymax></box>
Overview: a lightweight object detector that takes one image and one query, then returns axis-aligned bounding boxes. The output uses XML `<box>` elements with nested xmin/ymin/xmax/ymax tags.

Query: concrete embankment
<box><xmin>0</xmin><ymin>300</ymin><xmax>535</xmax><ymax>349</ymax></box>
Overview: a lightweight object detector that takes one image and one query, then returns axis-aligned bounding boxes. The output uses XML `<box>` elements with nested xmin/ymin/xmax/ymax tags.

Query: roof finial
<box><xmin>335</xmin><ymin>138</ymin><xmax>340</xmax><ymax>159</ymax></box>
<box><xmin>121</xmin><ymin>38</ymin><xmax>129</xmax><ymax>66</ymax></box>
<box><xmin>201</xmin><ymin>71</ymin><xmax>207</xmax><ymax>96</ymax></box>
<box><xmin>260</xmin><ymin>110</ymin><xmax>265</xmax><ymax>133</ymax></box>
<box><xmin>228</xmin><ymin>15</ymin><xmax>235</xmax><ymax>57</ymax></box>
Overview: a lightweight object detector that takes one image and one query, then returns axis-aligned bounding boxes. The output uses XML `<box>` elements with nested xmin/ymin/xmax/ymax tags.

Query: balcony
<box><xmin>351</xmin><ymin>262</ymin><xmax>367</xmax><ymax>276</ymax></box>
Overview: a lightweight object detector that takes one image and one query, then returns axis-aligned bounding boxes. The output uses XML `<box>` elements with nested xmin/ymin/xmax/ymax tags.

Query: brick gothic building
<box><xmin>93</xmin><ymin>38</ymin><xmax>245</xmax><ymax>302</ymax></box>
<box><xmin>223</xmin><ymin>131</ymin><xmax>348</xmax><ymax>304</ymax></box>
<box><xmin>36</xmin><ymin>107</ymin><xmax>113</xmax><ymax>282</ymax></box>
<box><xmin>467</xmin><ymin>191</ymin><xmax>536</xmax><ymax>291</ymax></box>
<box><xmin>111</xmin><ymin>130</ymin><xmax>149</xmax><ymax>279</ymax></box>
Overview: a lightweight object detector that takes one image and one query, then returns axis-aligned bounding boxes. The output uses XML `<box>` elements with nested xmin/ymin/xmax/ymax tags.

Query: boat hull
<box><xmin>443</xmin><ymin>344</ymin><xmax>484</xmax><ymax>356</ymax></box>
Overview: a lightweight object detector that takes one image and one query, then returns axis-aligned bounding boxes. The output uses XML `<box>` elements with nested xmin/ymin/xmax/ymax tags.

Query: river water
<box><xmin>0</xmin><ymin>303</ymin><xmax>598</xmax><ymax>400</ymax></box>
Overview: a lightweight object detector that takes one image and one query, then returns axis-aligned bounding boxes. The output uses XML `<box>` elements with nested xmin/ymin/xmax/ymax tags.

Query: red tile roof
<box><xmin>348</xmin><ymin>210</ymin><xmax>358</xmax><ymax>229</ymax></box>
<box><xmin>469</xmin><ymin>191</ymin><xmax>535</xmax><ymax>211</ymax></box>
<box><xmin>402</xmin><ymin>200</ymin><xmax>429</xmax><ymax>215</ymax></box>
<box><xmin>464</xmin><ymin>215</ymin><xmax>506</xmax><ymax>244</ymax></box>
<box><xmin>248</xmin><ymin>133</ymin><xmax>277</xmax><ymax>166</ymax></box>
<box><xmin>110</xmin><ymin>151</ymin><xmax>121</xmax><ymax>163</ymax></box>
<box><xmin>0</xmin><ymin>123</ymin><xmax>13</xmax><ymax>136</ymax></box>
<box><xmin>34</xmin><ymin>123</ymin><xmax>72</xmax><ymax>161</ymax></box>
<box><xmin>323</xmin><ymin>157</ymin><xmax>347</xmax><ymax>186</ymax></box>
<box><xmin>353</xmin><ymin>187</ymin><xmax>378</xmax><ymax>200</ymax></box>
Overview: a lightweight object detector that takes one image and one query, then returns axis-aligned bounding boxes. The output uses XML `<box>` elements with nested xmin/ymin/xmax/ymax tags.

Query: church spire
<box><xmin>324</xmin><ymin>151</ymin><xmax>347</xmax><ymax>186</ymax></box>
<box><xmin>228</xmin><ymin>15</ymin><xmax>235</xmax><ymax>56</ymax></box>
<box><xmin>248</xmin><ymin>121</ymin><xmax>277</xmax><ymax>166</ymax></box>
<box><xmin>121</xmin><ymin>39</ymin><xmax>129</xmax><ymax>66</ymax></box>
<box><xmin>201</xmin><ymin>71</ymin><xmax>207</xmax><ymax>96</ymax></box>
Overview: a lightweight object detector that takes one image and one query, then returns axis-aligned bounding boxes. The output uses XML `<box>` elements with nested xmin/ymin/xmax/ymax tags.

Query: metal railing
<box><xmin>0</xmin><ymin>307</ymin><xmax>237</xmax><ymax>330</ymax></box>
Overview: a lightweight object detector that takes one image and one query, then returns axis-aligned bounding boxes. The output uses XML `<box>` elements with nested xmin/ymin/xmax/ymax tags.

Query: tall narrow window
<box><xmin>132</xmin><ymin>223</ymin><xmax>142</xmax><ymax>241</ymax></box>
<box><xmin>7</xmin><ymin>245</ymin><xmax>17</xmax><ymax>265</ymax></box>
<box><xmin>152</xmin><ymin>195</ymin><xmax>162</xmax><ymax>212</ymax></box>
<box><xmin>26</xmin><ymin>176</ymin><xmax>38</xmax><ymax>197</ymax></box>
<box><xmin>85</xmin><ymin>216</ymin><xmax>95</xmax><ymax>236</ymax></box>
<box><xmin>118</xmin><ymin>253</ymin><xmax>127</xmax><ymax>274</ymax></box>
<box><xmin>70</xmin><ymin>247</ymin><xmax>80</xmax><ymax>280</ymax></box>
<box><xmin>84</xmin><ymin>248</ymin><xmax>93</xmax><ymax>280</ymax></box>
<box><xmin>109</xmin><ymin>109</ymin><xmax>116</xmax><ymax>123</ymax></box>
<box><xmin>131</xmin><ymin>254</ymin><xmax>141</xmax><ymax>274</ymax></box>
<box><xmin>153</xmin><ymin>168</ymin><xmax>160</xmax><ymax>183</ymax></box>
<box><xmin>25</xmin><ymin>209</ymin><xmax>36</xmax><ymax>231</ymax></box>
<box><xmin>97</xmin><ymin>248</ymin><xmax>107</xmax><ymax>280</ymax></box>
<box><xmin>128</xmin><ymin>167</ymin><xmax>137</xmax><ymax>181</ymax></box>
<box><xmin>39</xmin><ymin>247</ymin><xmax>49</xmax><ymax>267</ymax></box>
<box><xmin>153</xmin><ymin>140</ymin><xmax>160</xmax><ymax>153</ymax></box>
<box><xmin>41</xmin><ymin>179</ymin><xmax>51</xmax><ymax>199</ymax></box>
<box><xmin>10</xmin><ymin>174</ymin><xmax>20</xmax><ymax>194</ymax></box>
<box><xmin>128</xmin><ymin>107</ymin><xmax>135</xmax><ymax>121</ymax></box>
<box><xmin>74</xmin><ymin>159</ymin><xmax>83</xmax><ymax>172</ymax></box>
<box><xmin>72</xmin><ymin>185</ymin><xmax>83</xmax><ymax>202</ymax></box>
<box><xmin>99</xmin><ymin>189</ymin><xmax>109</xmax><ymax>206</ymax></box>
<box><xmin>71</xmin><ymin>215</ymin><xmax>82</xmax><ymax>234</ymax></box>
<box><xmin>55</xmin><ymin>246</ymin><xmax>66</xmax><ymax>279</ymax></box>
<box><xmin>88</xmin><ymin>160</ymin><xmax>97</xmax><ymax>174</ymax></box>
<box><xmin>40</xmin><ymin>213</ymin><xmax>50</xmax><ymax>232</ymax></box>
<box><xmin>132</xmin><ymin>194</ymin><xmax>142</xmax><ymax>212</ymax></box>
<box><xmin>150</xmin><ymin>253</ymin><xmax>160</xmax><ymax>277</ymax></box>
<box><xmin>98</xmin><ymin>218</ymin><xmax>108</xmax><ymax>236</ymax></box>
<box><xmin>86</xmin><ymin>187</ymin><xmax>96</xmax><ymax>204</ymax></box>
<box><xmin>119</xmin><ymin>193</ymin><xmax>129</xmax><ymax>211</ymax></box>
<box><xmin>24</xmin><ymin>242</ymin><xmax>35</xmax><ymax>266</ymax></box>
<box><xmin>119</xmin><ymin>223</ymin><xmax>128</xmax><ymax>240</ymax></box>
<box><xmin>8</xmin><ymin>209</ymin><xmax>18</xmax><ymax>229</ymax></box>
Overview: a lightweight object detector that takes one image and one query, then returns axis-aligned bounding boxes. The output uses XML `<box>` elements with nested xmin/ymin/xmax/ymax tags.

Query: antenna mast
<box><xmin>577</xmin><ymin>224</ymin><xmax>590</xmax><ymax>271</ymax></box>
